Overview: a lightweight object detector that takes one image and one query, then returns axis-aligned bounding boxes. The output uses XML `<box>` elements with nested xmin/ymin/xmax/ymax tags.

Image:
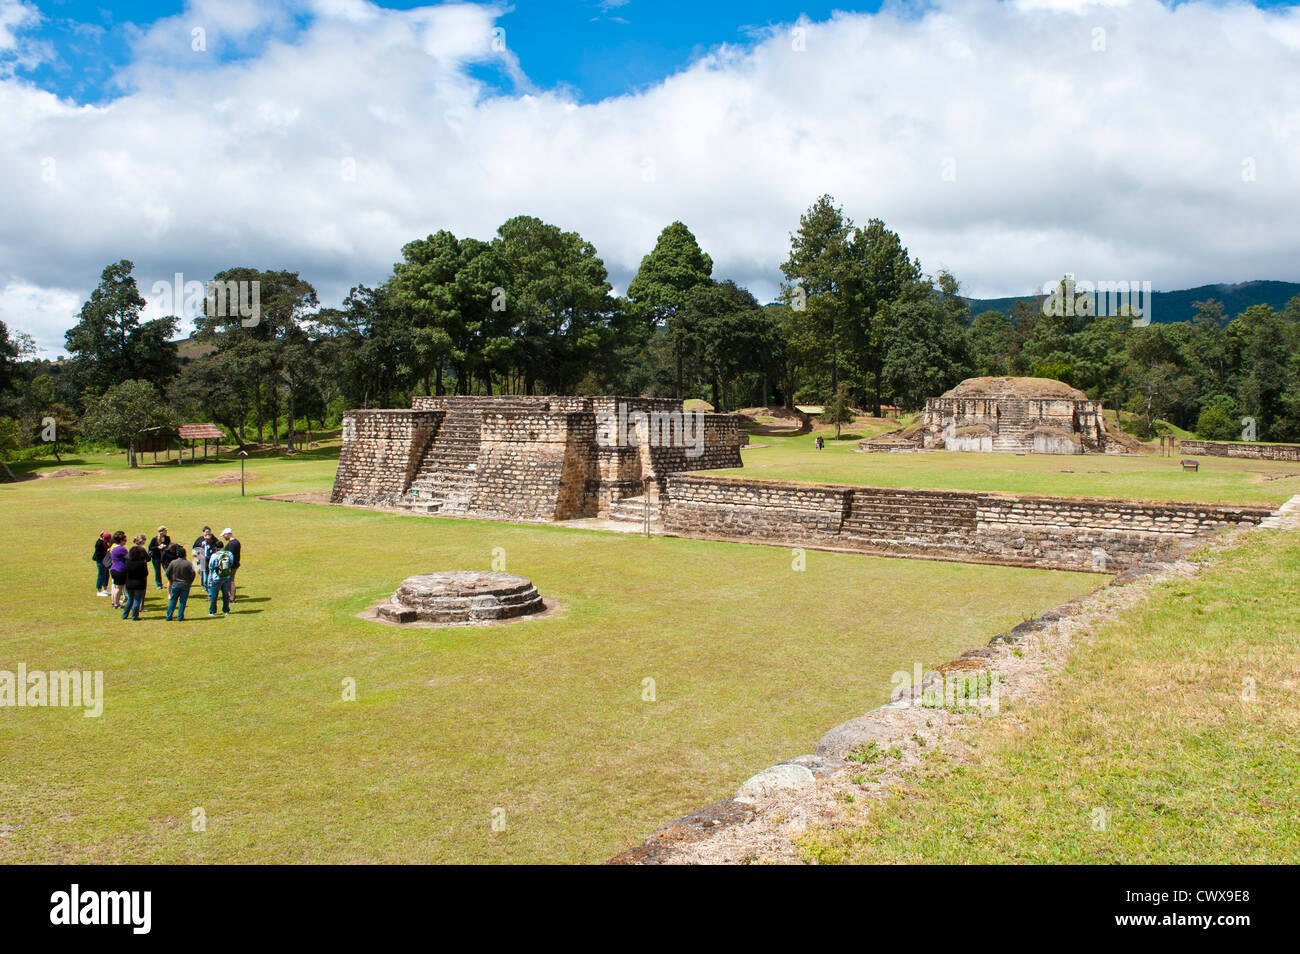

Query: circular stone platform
<box><xmin>375</xmin><ymin>571</ymin><xmax>545</xmax><ymax>625</ymax></box>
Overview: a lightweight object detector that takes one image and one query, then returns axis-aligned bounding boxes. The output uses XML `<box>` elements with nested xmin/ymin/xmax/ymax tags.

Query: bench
<box><xmin>1181</xmin><ymin>459</ymin><xmax>1200</xmax><ymax>472</ymax></box>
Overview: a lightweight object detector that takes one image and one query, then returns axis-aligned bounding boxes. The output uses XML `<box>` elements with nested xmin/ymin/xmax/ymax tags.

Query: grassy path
<box><xmin>800</xmin><ymin>528</ymin><xmax>1300</xmax><ymax>863</ymax></box>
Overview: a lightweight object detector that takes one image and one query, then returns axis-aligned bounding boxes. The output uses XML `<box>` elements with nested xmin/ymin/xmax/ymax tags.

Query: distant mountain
<box><xmin>962</xmin><ymin>280</ymin><xmax>1300</xmax><ymax>325</ymax></box>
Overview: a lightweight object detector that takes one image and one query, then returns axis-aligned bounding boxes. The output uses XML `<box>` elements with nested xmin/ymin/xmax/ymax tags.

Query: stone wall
<box><xmin>661</xmin><ymin>473</ymin><xmax>1270</xmax><ymax>572</ymax></box>
<box><xmin>470</xmin><ymin>412</ymin><xmax>596</xmax><ymax>521</ymax></box>
<box><xmin>330</xmin><ymin>396</ymin><xmax>745</xmax><ymax>520</ymax></box>
<box><xmin>330</xmin><ymin>410</ymin><xmax>441</xmax><ymax>507</ymax></box>
<box><xmin>1179</xmin><ymin>440</ymin><xmax>1300</xmax><ymax>462</ymax></box>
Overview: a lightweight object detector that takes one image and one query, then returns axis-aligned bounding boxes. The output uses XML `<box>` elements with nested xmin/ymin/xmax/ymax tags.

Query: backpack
<box><xmin>210</xmin><ymin>549</ymin><xmax>235</xmax><ymax>581</ymax></box>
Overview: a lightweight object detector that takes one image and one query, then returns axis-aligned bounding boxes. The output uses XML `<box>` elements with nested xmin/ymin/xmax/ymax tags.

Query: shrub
<box><xmin>1197</xmin><ymin>394</ymin><xmax>1241</xmax><ymax>441</ymax></box>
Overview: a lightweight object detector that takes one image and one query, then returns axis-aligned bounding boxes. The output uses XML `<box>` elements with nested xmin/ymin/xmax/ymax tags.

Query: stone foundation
<box><xmin>1179</xmin><ymin>440</ymin><xmax>1300</xmax><ymax>462</ymax></box>
<box><xmin>660</xmin><ymin>473</ymin><xmax>1270</xmax><ymax>572</ymax></box>
<box><xmin>375</xmin><ymin>571</ymin><xmax>545</xmax><ymax>624</ymax></box>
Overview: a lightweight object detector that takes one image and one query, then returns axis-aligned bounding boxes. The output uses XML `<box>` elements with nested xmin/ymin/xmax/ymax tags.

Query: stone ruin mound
<box><xmin>940</xmin><ymin>376</ymin><xmax>1087</xmax><ymax>400</ymax></box>
<box><xmin>375</xmin><ymin>571</ymin><xmax>545</xmax><ymax>625</ymax></box>
<box><xmin>861</xmin><ymin>375</ymin><xmax>1117</xmax><ymax>455</ymax></box>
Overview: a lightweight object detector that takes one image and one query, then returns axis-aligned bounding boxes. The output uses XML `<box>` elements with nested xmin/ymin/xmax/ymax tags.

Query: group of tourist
<box><xmin>93</xmin><ymin>525</ymin><xmax>242</xmax><ymax>621</ymax></box>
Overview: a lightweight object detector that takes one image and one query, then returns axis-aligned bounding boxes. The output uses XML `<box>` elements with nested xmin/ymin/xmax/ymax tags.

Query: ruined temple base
<box><xmin>363</xmin><ymin>571</ymin><xmax>551</xmax><ymax>628</ymax></box>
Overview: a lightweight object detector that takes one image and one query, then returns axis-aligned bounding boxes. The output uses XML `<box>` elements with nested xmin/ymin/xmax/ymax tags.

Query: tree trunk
<box><xmin>287</xmin><ymin>382</ymin><xmax>297</xmax><ymax>452</ymax></box>
<box><xmin>255</xmin><ymin>383</ymin><xmax>264</xmax><ymax>444</ymax></box>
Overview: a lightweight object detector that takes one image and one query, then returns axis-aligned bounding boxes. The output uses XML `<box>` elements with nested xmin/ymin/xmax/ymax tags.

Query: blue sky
<box><xmin>24</xmin><ymin>1</ymin><xmax>889</xmax><ymax>103</ymax></box>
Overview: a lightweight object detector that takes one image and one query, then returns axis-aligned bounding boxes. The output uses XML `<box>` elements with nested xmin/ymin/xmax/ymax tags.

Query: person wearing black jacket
<box><xmin>148</xmin><ymin>526</ymin><xmax>172</xmax><ymax>591</ymax></box>
<box><xmin>122</xmin><ymin>540</ymin><xmax>151</xmax><ymax>621</ymax></box>
<box><xmin>192</xmin><ymin>526</ymin><xmax>223</xmax><ymax>588</ymax></box>
<box><xmin>165</xmin><ymin>545</ymin><xmax>197</xmax><ymax>621</ymax></box>
<box><xmin>93</xmin><ymin>531</ymin><xmax>111</xmax><ymax>597</ymax></box>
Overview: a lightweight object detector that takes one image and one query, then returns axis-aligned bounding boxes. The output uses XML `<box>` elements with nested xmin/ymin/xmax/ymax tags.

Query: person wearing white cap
<box><xmin>220</xmin><ymin>528</ymin><xmax>241</xmax><ymax>603</ymax></box>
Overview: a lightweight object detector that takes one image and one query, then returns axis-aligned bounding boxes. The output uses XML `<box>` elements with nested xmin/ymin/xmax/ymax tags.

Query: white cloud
<box><xmin>3</xmin><ymin>0</ymin><xmax>1300</xmax><ymax>354</ymax></box>
<box><xmin>0</xmin><ymin>0</ymin><xmax>44</xmax><ymax>73</ymax></box>
<box><xmin>0</xmin><ymin>281</ymin><xmax>82</xmax><ymax>356</ymax></box>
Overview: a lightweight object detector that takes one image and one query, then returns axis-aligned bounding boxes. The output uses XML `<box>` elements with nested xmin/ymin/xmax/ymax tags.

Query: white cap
<box><xmin>221</xmin><ymin>528</ymin><xmax>233</xmax><ymax>536</ymax></box>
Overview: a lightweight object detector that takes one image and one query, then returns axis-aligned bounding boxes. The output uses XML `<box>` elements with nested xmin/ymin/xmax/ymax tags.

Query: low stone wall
<box><xmin>1179</xmin><ymin>440</ymin><xmax>1300</xmax><ymax>462</ymax></box>
<box><xmin>331</xmin><ymin>410</ymin><xmax>440</xmax><ymax>507</ymax></box>
<box><xmin>661</xmin><ymin>474</ymin><xmax>1270</xmax><ymax>572</ymax></box>
<box><xmin>644</xmin><ymin>415</ymin><xmax>744</xmax><ymax>488</ymax></box>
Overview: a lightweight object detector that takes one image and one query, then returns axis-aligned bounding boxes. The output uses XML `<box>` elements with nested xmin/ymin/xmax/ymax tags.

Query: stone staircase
<box><xmin>1258</xmin><ymin>494</ymin><xmax>1300</xmax><ymax>531</ymax></box>
<box><xmin>839</xmin><ymin>491</ymin><xmax>980</xmax><ymax>554</ymax></box>
<box><xmin>608</xmin><ymin>494</ymin><xmax>656</xmax><ymax>527</ymax></box>
<box><xmin>404</xmin><ymin>409</ymin><xmax>483</xmax><ymax>516</ymax></box>
<box><xmin>991</xmin><ymin>398</ymin><xmax>1034</xmax><ymax>452</ymax></box>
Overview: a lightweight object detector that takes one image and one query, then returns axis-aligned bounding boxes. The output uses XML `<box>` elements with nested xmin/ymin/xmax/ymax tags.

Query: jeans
<box><xmin>96</xmin><ymin>563</ymin><xmax>109</xmax><ymax>591</ymax></box>
<box><xmin>122</xmin><ymin>588</ymin><xmax>145</xmax><ymax>620</ymax></box>
<box><xmin>153</xmin><ymin>558</ymin><xmax>164</xmax><ymax>588</ymax></box>
<box><xmin>208</xmin><ymin>578</ymin><xmax>230</xmax><ymax>615</ymax></box>
<box><xmin>166</xmin><ymin>583</ymin><xmax>191</xmax><ymax>620</ymax></box>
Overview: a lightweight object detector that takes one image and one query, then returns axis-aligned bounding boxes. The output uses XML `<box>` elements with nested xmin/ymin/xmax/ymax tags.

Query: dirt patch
<box><xmin>260</xmin><ymin>491</ymin><xmax>331</xmax><ymax>505</ymax></box>
<box><xmin>38</xmin><ymin>468</ymin><xmax>104</xmax><ymax>479</ymax></box>
<box><xmin>736</xmin><ymin>406</ymin><xmax>812</xmax><ymax>436</ymax></box>
<box><xmin>206</xmin><ymin>471</ymin><xmax>260</xmax><ymax>485</ymax></box>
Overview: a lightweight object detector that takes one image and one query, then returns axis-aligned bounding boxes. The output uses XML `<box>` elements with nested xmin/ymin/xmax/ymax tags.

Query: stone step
<box><xmin>843</xmin><ymin>520</ymin><xmax>976</xmax><ymax>536</ymax></box>
<box><xmin>846</xmin><ymin>500</ymin><xmax>978</xmax><ymax>516</ymax></box>
<box><xmin>839</xmin><ymin>535</ymin><xmax>977</xmax><ymax>552</ymax></box>
<box><xmin>841</xmin><ymin>525</ymin><xmax>973</xmax><ymax>541</ymax></box>
<box><xmin>846</xmin><ymin>513</ymin><xmax>975</xmax><ymax>527</ymax></box>
<box><xmin>609</xmin><ymin>495</ymin><xmax>651</xmax><ymax>522</ymax></box>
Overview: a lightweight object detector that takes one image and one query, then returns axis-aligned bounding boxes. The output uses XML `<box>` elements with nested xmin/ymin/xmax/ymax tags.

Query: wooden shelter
<box><xmin>178</xmin><ymin>423</ymin><xmax>225</xmax><ymax>462</ymax></box>
<box><xmin>137</xmin><ymin>426</ymin><xmax>178</xmax><ymax>459</ymax></box>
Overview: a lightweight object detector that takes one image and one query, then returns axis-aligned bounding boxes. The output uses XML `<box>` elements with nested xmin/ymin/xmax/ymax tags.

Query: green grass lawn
<box><xmin>718</xmin><ymin>433</ymin><xmax>1300</xmax><ymax>505</ymax></box>
<box><xmin>0</xmin><ymin>451</ymin><xmax>1098</xmax><ymax>863</ymax></box>
<box><xmin>800</xmin><ymin>528</ymin><xmax>1300</xmax><ymax>863</ymax></box>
